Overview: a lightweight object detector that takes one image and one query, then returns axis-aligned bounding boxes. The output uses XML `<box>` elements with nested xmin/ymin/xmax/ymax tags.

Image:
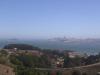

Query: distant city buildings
<box><xmin>64</xmin><ymin>51</ymin><xmax>86</xmax><ymax>58</ymax></box>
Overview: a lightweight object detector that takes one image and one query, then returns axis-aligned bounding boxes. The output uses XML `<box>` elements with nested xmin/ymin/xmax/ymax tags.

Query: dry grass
<box><xmin>0</xmin><ymin>64</ymin><xmax>15</xmax><ymax>75</ymax></box>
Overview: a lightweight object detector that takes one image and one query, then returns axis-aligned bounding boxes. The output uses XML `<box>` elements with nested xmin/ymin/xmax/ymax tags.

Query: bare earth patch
<box><xmin>0</xmin><ymin>64</ymin><xmax>15</xmax><ymax>75</ymax></box>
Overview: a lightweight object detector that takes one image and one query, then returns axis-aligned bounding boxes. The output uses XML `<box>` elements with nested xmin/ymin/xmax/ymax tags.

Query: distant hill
<box><xmin>3</xmin><ymin>44</ymin><xmax>40</xmax><ymax>50</ymax></box>
<box><xmin>49</xmin><ymin>37</ymin><xmax>100</xmax><ymax>43</ymax></box>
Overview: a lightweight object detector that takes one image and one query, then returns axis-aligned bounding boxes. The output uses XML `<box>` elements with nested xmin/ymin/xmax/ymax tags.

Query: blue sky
<box><xmin>0</xmin><ymin>0</ymin><xmax>100</xmax><ymax>39</ymax></box>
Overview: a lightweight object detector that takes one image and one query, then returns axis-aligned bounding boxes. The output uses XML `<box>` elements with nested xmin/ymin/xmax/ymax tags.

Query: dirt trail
<box><xmin>0</xmin><ymin>64</ymin><xmax>15</xmax><ymax>75</ymax></box>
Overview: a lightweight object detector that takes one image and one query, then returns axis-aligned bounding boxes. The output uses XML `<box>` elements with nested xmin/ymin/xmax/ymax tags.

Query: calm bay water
<box><xmin>0</xmin><ymin>39</ymin><xmax>100</xmax><ymax>55</ymax></box>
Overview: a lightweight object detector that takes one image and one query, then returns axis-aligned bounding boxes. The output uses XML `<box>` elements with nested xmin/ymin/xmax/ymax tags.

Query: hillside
<box><xmin>63</xmin><ymin>62</ymin><xmax>100</xmax><ymax>75</ymax></box>
<box><xmin>36</xmin><ymin>62</ymin><xmax>100</xmax><ymax>75</ymax></box>
<box><xmin>0</xmin><ymin>64</ymin><xmax>15</xmax><ymax>75</ymax></box>
<box><xmin>3</xmin><ymin>44</ymin><xmax>40</xmax><ymax>50</ymax></box>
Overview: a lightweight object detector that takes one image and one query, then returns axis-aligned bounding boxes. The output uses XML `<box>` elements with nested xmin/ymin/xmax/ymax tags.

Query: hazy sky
<box><xmin>0</xmin><ymin>0</ymin><xmax>100</xmax><ymax>39</ymax></box>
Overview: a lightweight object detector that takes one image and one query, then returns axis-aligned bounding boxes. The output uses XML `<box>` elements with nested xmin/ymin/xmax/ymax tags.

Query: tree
<box><xmin>56</xmin><ymin>71</ymin><xmax>62</xmax><ymax>75</ymax></box>
<box><xmin>4</xmin><ymin>44</ymin><xmax>40</xmax><ymax>50</ymax></box>
<box><xmin>63</xmin><ymin>54</ymin><xmax>72</xmax><ymax>68</ymax></box>
<box><xmin>0</xmin><ymin>50</ymin><xmax>8</xmax><ymax>55</ymax></box>
<box><xmin>47</xmin><ymin>71</ymin><xmax>51</xmax><ymax>75</ymax></box>
<box><xmin>72</xmin><ymin>70</ymin><xmax>81</xmax><ymax>75</ymax></box>
<box><xmin>82</xmin><ymin>72</ymin><xmax>87</xmax><ymax>75</ymax></box>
